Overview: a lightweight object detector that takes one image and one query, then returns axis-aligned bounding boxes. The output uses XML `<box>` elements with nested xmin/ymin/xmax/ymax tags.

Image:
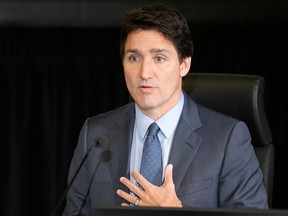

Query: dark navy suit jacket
<box><xmin>62</xmin><ymin>92</ymin><xmax>268</xmax><ymax>215</ymax></box>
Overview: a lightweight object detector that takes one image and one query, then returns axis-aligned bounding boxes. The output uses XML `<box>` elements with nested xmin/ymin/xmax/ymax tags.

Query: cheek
<box><xmin>124</xmin><ymin>73</ymin><xmax>132</xmax><ymax>89</ymax></box>
<box><xmin>159</xmin><ymin>69</ymin><xmax>182</xmax><ymax>90</ymax></box>
<box><xmin>124</xmin><ymin>70</ymin><xmax>137</xmax><ymax>92</ymax></box>
<box><xmin>124</xmin><ymin>63</ymin><xmax>136</xmax><ymax>77</ymax></box>
<box><xmin>123</xmin><ymin>65</ymin><xmax>132</xmax><ymax>80</ymax></box>
<box><xmin>159</xmin><ymin>66</ymin><xmax>181</xmax><ymax>82</ymax></box>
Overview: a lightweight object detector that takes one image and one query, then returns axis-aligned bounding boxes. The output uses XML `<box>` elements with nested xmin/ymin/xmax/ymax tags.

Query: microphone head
<box><xmin>101</xmin><ymin>150</ymin><xmax>113</xmax><ymax>163</ymax></box>
<box><xmin>95</xmin><ymin>136</ymin><xmax>109</xmax><ymax>148</ymax></box>
<box><xmin>95</xmin><ymin>136</ymin><xmax>112</xmax><ymax>163</ymax></box>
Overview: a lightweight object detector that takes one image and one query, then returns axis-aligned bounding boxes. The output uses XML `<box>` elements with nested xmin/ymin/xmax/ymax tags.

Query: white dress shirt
<box><xmin>129</xmin><ymin>92</ymin><xmax>184</xmax><ymax>184</ymax></box>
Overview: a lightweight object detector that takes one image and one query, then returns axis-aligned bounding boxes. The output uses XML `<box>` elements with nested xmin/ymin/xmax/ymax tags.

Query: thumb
<box><xmin>163</xmin><ymin>164</ymin><xmax>174</xmax><ymax>185</ymax></box>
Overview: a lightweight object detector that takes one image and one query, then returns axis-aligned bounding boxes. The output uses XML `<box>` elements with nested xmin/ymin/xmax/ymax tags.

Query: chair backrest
<box><xmin>182</xmin><ymin>73</ymin><xmax>274</xmax><ymax>207</ymax></box>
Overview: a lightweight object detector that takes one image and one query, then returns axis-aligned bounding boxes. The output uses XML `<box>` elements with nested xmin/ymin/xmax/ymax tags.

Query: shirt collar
<box><xmin>135</xmin><ymin>92</ymin><xmax>184</xmax><ymax>140</ymax></box>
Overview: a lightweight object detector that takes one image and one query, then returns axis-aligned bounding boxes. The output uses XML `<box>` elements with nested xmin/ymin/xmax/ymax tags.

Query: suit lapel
<box><xmin>168</xmin><ymin>93</ymin><xmax>203</xmax><ymax>192</ymax></box>
<box><xmin>104</xmin><ymin>94</ymin><xmax>203</xmax><ymax>202</ymax></box>
<box><xmin>104</xmin><ymin>103</ymin><xmax>135</xmax><ymax>204</ymax></box>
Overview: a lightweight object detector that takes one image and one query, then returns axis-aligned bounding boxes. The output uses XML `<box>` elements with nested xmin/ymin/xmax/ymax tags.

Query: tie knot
<box><xmin>148</xmin><ymin>123</ymin><xmax>160</xmax><ymax>136</ymax></box>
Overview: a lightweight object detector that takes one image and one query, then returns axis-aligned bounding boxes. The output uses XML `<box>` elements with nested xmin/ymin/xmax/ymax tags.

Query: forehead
<box><xmin>125</xmin><ymin>29</ymin><xmax>176</xmax><ymax>53</ymax></box>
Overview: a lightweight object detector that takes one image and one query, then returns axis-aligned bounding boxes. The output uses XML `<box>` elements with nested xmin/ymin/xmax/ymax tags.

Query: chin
<box><xmin>137</xmin><ymin>100</ymin><xmax>159</xmax><ymax>111</ymax></box>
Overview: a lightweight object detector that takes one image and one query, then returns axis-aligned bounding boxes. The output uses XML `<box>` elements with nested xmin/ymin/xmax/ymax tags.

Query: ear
<box><xmin>180</xmin><ymin>57</ymin><xmax>192</xmax><ymax>77</ymax></box>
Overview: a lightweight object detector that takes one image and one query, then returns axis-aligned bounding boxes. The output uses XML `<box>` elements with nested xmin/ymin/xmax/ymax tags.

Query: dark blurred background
<box><xmin>1</xmin><ymin>0</ymin><xmax>287</xmax><ymax>215</ymax></box>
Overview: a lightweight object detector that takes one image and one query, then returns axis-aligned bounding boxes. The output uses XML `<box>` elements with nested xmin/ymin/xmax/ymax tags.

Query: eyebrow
<box><xmin>125</xmin><ymin>48</ymin><xmax>172</xmax><ymax>56</ymax></box>
<box><xmin>150</xmin><ymin>48</ymin><xmax>171</xmax><ymax>54</ymax></box>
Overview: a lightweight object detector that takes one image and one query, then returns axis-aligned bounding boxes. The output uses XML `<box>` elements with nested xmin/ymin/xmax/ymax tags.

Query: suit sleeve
<box><xmin>62</xmin><ymin>118</ymin><xmax>92</xmax><ymax>216</ymax></box>
<box><xmin>219</xmin><ymin>121</ymin><xmax>269</xmax><ymax>209</ymax></box>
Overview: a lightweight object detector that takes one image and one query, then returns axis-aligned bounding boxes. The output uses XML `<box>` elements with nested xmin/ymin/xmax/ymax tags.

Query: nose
<box><xmin>140</xmin><ymin>59</ymin><xmax>153</xmax><ymax>80</ymax></box>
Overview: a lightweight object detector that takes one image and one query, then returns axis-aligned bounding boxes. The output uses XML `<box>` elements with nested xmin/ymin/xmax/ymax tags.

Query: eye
<box><xmin>155</xmin><ymin>56</ymin><xmax>165</xmax><ymax>63</ymax></box>
<box><xmin>128</xmin><ymin>55</ymin><xmax>140</xmax><ymax>63</ymax></box>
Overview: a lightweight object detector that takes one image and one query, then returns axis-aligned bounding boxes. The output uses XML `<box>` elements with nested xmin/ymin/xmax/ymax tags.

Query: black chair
<box><xmin>182</xmin><ymin>73</ymin><xmax>274</xmax><ymax>208</ymax></box>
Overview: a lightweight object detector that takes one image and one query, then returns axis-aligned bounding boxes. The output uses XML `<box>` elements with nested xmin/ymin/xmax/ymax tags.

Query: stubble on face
<box><xmin>123</xmin><ymin>29</ymin><xmax>189</xmax><ymax>120</ymax></box>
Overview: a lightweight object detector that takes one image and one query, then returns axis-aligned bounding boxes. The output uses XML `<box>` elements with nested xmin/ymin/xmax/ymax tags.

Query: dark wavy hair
<box><xmin>119</xmin><ymin>3</ymin><xmax>193</xmax><ymax>62</ymax></box>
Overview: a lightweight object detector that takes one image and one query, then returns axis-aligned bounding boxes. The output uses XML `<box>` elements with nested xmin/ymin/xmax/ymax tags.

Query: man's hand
<box><xmin>116</xmin><ymin>164</ymin><xmax>182</xmax><ymax>207</ymax></box>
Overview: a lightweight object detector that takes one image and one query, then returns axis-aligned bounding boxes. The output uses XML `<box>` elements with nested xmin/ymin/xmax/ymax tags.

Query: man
<box><xmin>62</xmin><ymin>3</ymin><xmax>268</xmax><ymax>215</ymax></box>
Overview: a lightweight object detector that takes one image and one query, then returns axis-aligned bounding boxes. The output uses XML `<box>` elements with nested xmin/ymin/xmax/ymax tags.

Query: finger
<box><xmin>117</xmin><ymin>189</ymin><xmax>142</xmax><ymax>206</ymax></box>
<box><xmin>121</xmin><ymin>203</ymin><xmax>130</xmax><ymax>206</ymax></box>
<box><xmin>119</xmin><ymin>176</ymin><xmax>143</xmax><ymax>195</ymax></box>
<box><xmin>116</xmin><ymin>189</ymin><xmax>130</xmax><ymax>200</ymax></box>
<box><xmin>163</xmin><ymin>164</ymin><xmax>173</xmax><ymax>185</ymax></box>
<box><xmin>131</xmin><ymin>170</ymin><xmax>150</xmax><ymax>189</ymax></box>
<box><xmin>134</xmin><ymin>197</ymin><xmax>141</xmax><ymax>206</ymax></box>
<box><xmin>116</xmin><ymin>189</ymin><xmax>137</xmax><ymax>204</ymax></box>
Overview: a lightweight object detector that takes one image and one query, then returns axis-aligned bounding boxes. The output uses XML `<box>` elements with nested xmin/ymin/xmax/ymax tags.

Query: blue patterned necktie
<box><xmin>140</xmin><ymin>123</ymin><xmax>163</xmax><ymax>186</ymax></box>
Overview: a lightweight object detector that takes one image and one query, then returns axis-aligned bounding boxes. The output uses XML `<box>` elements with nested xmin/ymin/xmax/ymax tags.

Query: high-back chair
<box><xmin>182</xmin><ymin>73</ymin><xmax>274</xmax><ymax>208</ymax></box>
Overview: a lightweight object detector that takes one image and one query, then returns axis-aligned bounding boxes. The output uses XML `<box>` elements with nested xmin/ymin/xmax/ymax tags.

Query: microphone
<box><xmin>77</xmin><ymin>148</ymin><xmax>113</xmax><ymax>215</ymax></box>
<box><xmin>51</xmin><ymin>136</ymin><xmax>109</xmax><ymax>216</ymax></box>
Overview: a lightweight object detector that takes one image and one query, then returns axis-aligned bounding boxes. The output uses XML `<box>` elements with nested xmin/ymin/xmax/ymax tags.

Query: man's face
<box><xmin>123</xmin><ymin>29</ymin><xmax>191</xmax><ymax>120</ymax></box>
